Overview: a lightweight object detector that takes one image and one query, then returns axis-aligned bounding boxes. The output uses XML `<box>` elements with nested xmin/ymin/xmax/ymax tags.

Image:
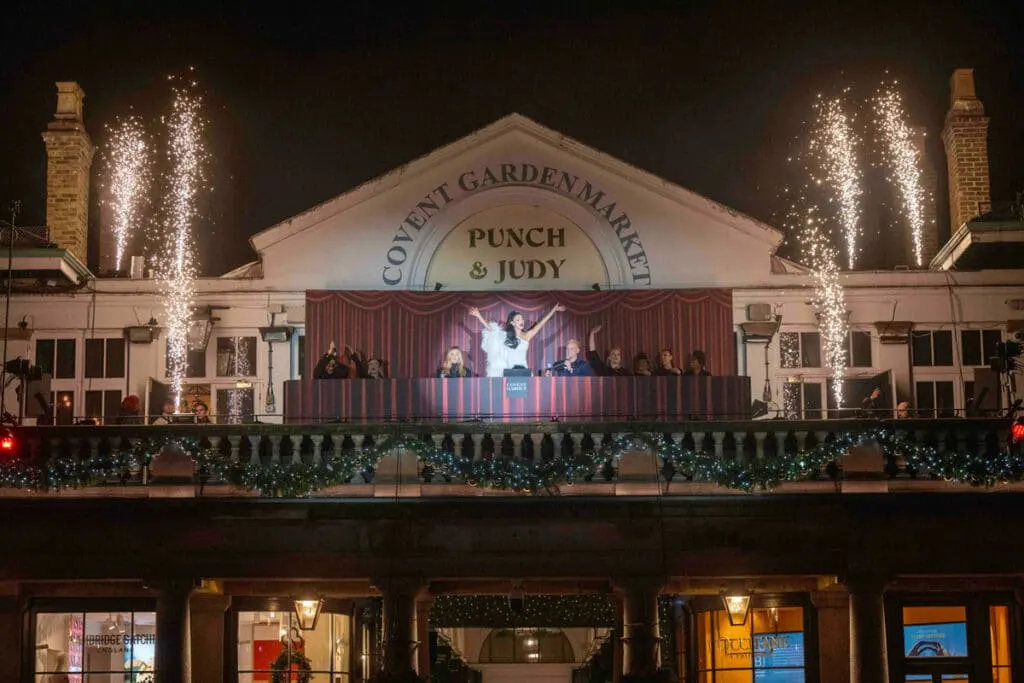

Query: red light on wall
<box><xmin>1013</xmin><ymin>422</ymin><xmax>1024</xmax><ymax>444</ymax></box>
<box><xmin>0</xmin><ymin>435</ymin><xmax>13</xmax><ymax>451</ymax></box>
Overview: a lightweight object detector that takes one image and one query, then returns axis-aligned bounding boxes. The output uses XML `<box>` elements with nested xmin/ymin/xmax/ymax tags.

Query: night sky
<box><xmin>2</xmin><ymin>1</ymin><xmax>1022</xmax><ymax>275</ymax></box>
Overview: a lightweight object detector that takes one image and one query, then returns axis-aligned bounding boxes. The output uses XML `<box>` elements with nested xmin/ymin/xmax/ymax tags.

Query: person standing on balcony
<box><xmin>350</xmin><ymin>345</ymin><xmax>388</xmax><ymax>379</ymax></box>
<box><xmin>633</xmin><ymin>353</ymin><xmax>653</xmax><ymax>376</ymax></box>
<box><xmin>683</xmin><ymin>350</ymin><xmax>712</xmax><ymax>376</ymax></box>
<box><xmin>653</xmin><ymin>349</ymin><xmax>682</xmax><ymax>375</ymax></box>
<box><xmin>587</xmin><ymin>325</ymin><xmax>631</xmax><ymax>376</ymax></box>
<box><xmin>438</xmin><ymin>346</ymin><xmax>473</xmax><ymax>377</ymax></box>
<box><xmin>468</xmin><ymin>303</ymin><xmax>565</xmax><ymax>377</ymax></box>
<box><xmin>552</xmin><ymin>339</ymin><xmax>594</xmax><ymax>376</ymax></box>
<box><xmin>314</xmin><ymin>342</ymin><xmax>350</xmax><ymax>379</ymax></box>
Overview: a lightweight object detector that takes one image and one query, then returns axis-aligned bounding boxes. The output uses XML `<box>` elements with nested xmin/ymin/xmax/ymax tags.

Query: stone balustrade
<box><xmin>1</xmin><ymin>417</ymin><xmax>1018</xmax><ymax>497</ymax></box>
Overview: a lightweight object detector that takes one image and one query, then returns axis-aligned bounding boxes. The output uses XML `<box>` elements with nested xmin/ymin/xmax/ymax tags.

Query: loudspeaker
<box><xmin>971</xmin><ymin>368</ymin><xmax>1001</xmax><ymax>414</ymax></box>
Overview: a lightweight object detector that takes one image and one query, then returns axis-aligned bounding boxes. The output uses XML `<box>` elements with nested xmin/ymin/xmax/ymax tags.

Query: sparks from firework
<box><xmin>226</xmin><ymin>337</ymin><xmax>252</xmax><ymax>423</ymax></box>
<box><xmin>104</xmin><ymin>117</ymin><xmax>151</xmax><ymax>272</ymax></box>
<box><xmin>781</xmin><ymin>160</ymin><xmax>850</xmax><ymax>410</ymax></box>
<box><xmin>809</xmin><ymin>93</ymin><xmax>864</xmax><ymax>269</ymax></box>
<box><xmin>875</xmin><ymin>81</ymin><xmax>928</xmax><ymax>267</ymax></box>
<box><xmin>159</xmin><ymin>76</ymin><xmax>207</xmax><ymax>410</ymax></box>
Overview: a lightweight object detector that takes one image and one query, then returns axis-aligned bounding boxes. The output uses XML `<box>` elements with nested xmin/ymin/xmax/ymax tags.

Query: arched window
<box><xmin>478</xmin><ymin>628</ymin><xmax>575</xmax><ymax>664</ymax></box>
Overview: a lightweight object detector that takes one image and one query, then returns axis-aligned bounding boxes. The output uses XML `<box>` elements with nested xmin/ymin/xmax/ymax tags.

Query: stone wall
<box><xmin>942</xmin><ymin>69</ymin><xmax>990</xmax><ymax>233</ymax></box>
<box><xmin>41</xmin><ymin>82</ymin><xmax>93</xmax><ymax>266</ymax></box>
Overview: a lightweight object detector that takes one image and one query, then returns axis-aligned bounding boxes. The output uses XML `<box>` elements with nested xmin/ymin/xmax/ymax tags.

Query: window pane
<box><xmin>912</xmin><ymin>332</ymin><xmax>933</xmax><ymax>366</ymax></box>
<box><xmin>55</xmin><ymin>339</ymin><xmax>76</xmax><ymax>379</ymax></box>
<box><xmin>804</xmin><ymin>383</ymin><xmax>823</xmax><ymax>420</ymax></box>
<box><xmin>35</xmin><ymin>339</ymin><xmax>55</xmax><ymax>376</ymax></box>
<box><xmin>851</xmin><ymin>331</ymin><xmax>872</xmax><ymax>368</ymax></box>
<box><xmin>780</xmin><ymin>333</ymin><xmax>800</xmax><ymax>369</ymax></box>
<box><xmin>217</xmin><ymin>337</ymin><xmax>256</xmax><ymax>377</ymax></box>
<box><xmin>104</xmin><ymin>390</ymin><xmax>123</xmax><ymax>424</ymax></box>
<box><xmin>35</xmin><ymin>612</ymin><xmax>83</xmax><ymax>673</ymax></box>
<box><xmin>903</xmin><ymin>606</ymin><xmax>968</xmax><ymax>658</ymax></box>
<box><xmin>782</xmin><ymin>383</ymin><xmax>802</xmax><ymax>419</ymax></box>
<box><xmin>961</xmin><ymin>331</ymin><xmax>982</xmax><ymax>367</ymax></box>
<box><xmin>216</xmin><ymin>388</ymin><xmax>254</xmax><ymax>424</ymax></box>
<box><xmin>333</xmin><ymin>613</ymin><xmax>350</xmax><ymax>673</ymax></box>
<box><xmin>800</xmin><ymin>332</ymin><xmax>821</xmax><ymax>368</ymax></box>
<box><xmin>982</xmin><ymin>330</ymin><xmax>1001</xmax><ymax>364</ymax></box>
<box><xmin>129</xmin><ymin>611</ymin><xmax>157</xmax><ymax>672</ymax></box>
<box><xmin>106</xmin><ymin>338</ymin><xmax>126</xmax><ymax>378</ymax></box>
<box><xmin>990</xmin><ymin>605</ymin><xmax>1011</xmax><ymax>667</ymax></box>
<box><xmin>83</xmin><ymin>611</ymin><xmax>134</xmax><ymax>672</ymax></box>
<box><xmin>237</xmin><ymin>611</ymin><xmax>288</xmax><ymax>675</ymax></box>
<box><xmin>55</xmin><ymin>391</ymin><xmax>74</xmax><ymax>426</ymax></box>
<box><xmin>84</xmin><ymin>390</ymin><xmax>102</xmax><ymax>421</ymax></box>
<box><xmin>933</xmin><ymin>331</ymin><xmax>953</xmax><ymax>366</ymax></box>
<box><xmin>916</xmin><ymin>383</ymin><xmax>936</xmax><ymax>417</ymax></box>
<box><xmin>84</xmin><ymin>339</ymin><xmax>105</xmax><ymax>378</ymax></box>
<box><xmin>936</xmin><ymin>382</ymin><xmax>956</xmax><ymax>418</ymax></box>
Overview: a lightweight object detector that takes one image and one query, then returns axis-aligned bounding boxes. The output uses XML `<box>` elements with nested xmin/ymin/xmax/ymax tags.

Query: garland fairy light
<box><xmin>0</xmin><ymin>426</ymin><xmax>1021</xmax><ymax>496</ymax></box>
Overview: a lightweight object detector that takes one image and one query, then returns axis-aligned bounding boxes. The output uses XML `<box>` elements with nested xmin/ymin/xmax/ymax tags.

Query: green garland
<box><xmin>0</xmin><ymin>426</ymin><xmax>1020</xmax><ymax>496</ymax></box>
<box><xmin>271</xmin><ymin>647</ymin><xmax>312</xmax><ymax>683</ymax></box>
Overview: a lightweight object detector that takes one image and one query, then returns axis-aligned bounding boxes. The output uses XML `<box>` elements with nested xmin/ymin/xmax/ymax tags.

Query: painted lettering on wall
<box><xmin>380</xmin><ymin>163</ymin><xmax>650</xmax><ymax>287</ymax></box>
<box><xmin>466</xmin><ymin>227</ymin><xmax>566</xmax><ymax>285</ymax></box>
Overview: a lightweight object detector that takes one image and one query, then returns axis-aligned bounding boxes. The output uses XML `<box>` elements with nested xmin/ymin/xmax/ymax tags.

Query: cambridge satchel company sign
<box><xmin>379</xmin><ymin>163</ymin><xmax>651</xmax><ymax>287</ymax></box>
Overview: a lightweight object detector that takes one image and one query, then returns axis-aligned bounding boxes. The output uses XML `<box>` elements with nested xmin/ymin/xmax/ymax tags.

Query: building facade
<box><xmin>0</xmin><ymin>68</ymin><xmax>1022</xmax><ymax>683</ymax></box>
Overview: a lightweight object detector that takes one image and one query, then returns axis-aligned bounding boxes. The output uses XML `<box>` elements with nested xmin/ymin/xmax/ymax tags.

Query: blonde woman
<box><xmin>437</xmin><ymin>346</ymin><xmax>474</xmax><ymax>378</ymax></box>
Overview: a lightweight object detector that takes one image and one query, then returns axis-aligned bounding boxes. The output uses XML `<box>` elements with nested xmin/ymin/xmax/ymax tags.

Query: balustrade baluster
<box><xmin>268</xmin><ymin>435</ymin><xmax>282</xmax><ymax>463</ymax></box>
<box><xmin>692</xmin><ymin>432</ymin><xmax>706</xmax><ymax>453</ymax></box>
<box><xmin>310</xmin><ymin>434</ymin><xmax>324</xmax><ymax>465</ymax></box>
<box><xmin>754</xmin><ymin>431</ymin><xmax>767</xmax><ymax>460</ymax></box>
<box><xmin>712</xmin><ymin>432</ymin><xmax>726</xmax><ymax>458</ymax></box>
<box><xmin>247</xmin><ymin>435</ymin><xmax>261</xmax><ymax>465</ymax></box>
<box><xmin>529</xmin><ymin>433</ymin><xmax>542</xmax><ymax>463</ymax></box>
<box><xmin>469</xmin><ymin>433</ymin><xmax>484</xmax><ymax>462</ymax></box>
<box><xmin>227</xmin><ymin>436</ymin><xmax>241</xmax><ymax>462</ymax></box>
<box><xmin>510</xmin><ymin>433</ymin><xmax>524</xmax><ymax>460</ymax></box>
<box><xmin>207</xmin><ymin>435</ymin><xmax>221</xmax><ymax>460</ymax></box>
<box><xmin>288</xmin><ymin>434</ymin><xmax>302</xmax><ymax>464</ymax></box>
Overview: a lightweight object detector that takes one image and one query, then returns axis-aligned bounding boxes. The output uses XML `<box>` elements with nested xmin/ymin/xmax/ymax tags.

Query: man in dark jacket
<box><xmin>552</xmin><ymin>339</ymin><xmax>594</xmax><ymax>376</ymax></box>
<box><xmin>683</xmin><ymin>350</ymin><xmax>713</xmax><ymax>376</ymax></box>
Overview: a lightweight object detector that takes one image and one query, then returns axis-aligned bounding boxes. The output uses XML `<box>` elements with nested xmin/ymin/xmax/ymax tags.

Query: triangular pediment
<box><xmin>248</xmin><ymin>113</ymin><xmax>785</xmax><ymax>290</ymax></box>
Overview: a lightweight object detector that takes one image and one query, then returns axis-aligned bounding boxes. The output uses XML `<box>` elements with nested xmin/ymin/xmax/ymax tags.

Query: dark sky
<box><xmin>2</xmin><ymin>1</ymin><xmax>1022</xmax><ymax>275</ymax></box>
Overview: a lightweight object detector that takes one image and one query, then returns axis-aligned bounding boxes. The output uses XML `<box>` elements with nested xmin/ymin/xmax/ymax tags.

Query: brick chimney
<box><xmin>909</xmin><ymin>126</ymin><xmax>939</xmax><ymax>266</ymax></box>
<box><xmin>941</xmin><ymin>68</ymin><xmax>990</xmax><ymax>232</ymax></box>
<box><xmin>41</xmin><ymin>82</ymin><xmax>94</xmax><ymax>265</ymax></box>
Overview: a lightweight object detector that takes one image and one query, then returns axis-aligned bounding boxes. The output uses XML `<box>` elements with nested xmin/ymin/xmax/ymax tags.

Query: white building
<box><xmin>3</xmin><ymin>68</ymin><xmax>1021</xmax><ymax>425</ymax></box>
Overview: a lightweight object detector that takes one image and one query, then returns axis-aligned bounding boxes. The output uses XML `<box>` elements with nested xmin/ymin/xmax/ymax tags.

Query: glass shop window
<box><xmin>236</xmin><ymin>609</ymin><xmax>350</xmax><ymax>682</ymax></box>
<box><xmin>899</xmin><ymin>604</ymin><xmax>1013</xmax><ymax>682</ymax></box>
<box><xmin>34</xmin><ymin>610</ymin><xmax>157</xmax><ymax>681</ymax></box>
<box><xmin>696</xmin><ymin>605</ymin><xmax>807</xmax><ymax>682</ymax></box>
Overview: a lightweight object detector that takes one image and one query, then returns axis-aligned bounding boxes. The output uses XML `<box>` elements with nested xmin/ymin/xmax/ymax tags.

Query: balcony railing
<box><xmin>0</xmin><ymin>417</ymin><xmax>1019</xmax><ymax>498</ymax></box>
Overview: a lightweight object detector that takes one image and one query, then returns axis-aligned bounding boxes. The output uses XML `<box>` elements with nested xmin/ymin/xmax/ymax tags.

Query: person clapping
<box><xmin>314</xmin><ymin>341</ymin><xmax>350</xmax><ymax>379</ymax></box>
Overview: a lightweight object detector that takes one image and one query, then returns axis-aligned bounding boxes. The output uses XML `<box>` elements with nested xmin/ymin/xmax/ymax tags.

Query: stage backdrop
<box><xmin>305</xmin><ymin>290</ymin><xmax>734</xmax><ymax>379</ymax></box>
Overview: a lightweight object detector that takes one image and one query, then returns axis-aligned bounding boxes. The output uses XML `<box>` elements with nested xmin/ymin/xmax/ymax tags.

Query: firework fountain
<box><xmin>160</xmin><ymin>78</ymin><xmax>206</xmax><ymax>410</ymax></box>
<box><xmin>103</xmin><ymin>116</ymin><xmax>151</xmax><ymax>272</ymax></box>
<box><xmin>875</xmin><ymin>81</ymin><xmax>929</xmax><ymax>267</ymax></box>
<box><xmin>810</xmin><ymin>93</ymin><xmax>864</xmax><ymax>270</ymax></box>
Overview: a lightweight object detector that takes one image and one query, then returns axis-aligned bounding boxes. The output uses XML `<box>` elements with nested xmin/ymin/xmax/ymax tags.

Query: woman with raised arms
<box><xmin>467</xmin><ymin>303</ymin><xmax>566</xmax><ymax>377</ymax></box>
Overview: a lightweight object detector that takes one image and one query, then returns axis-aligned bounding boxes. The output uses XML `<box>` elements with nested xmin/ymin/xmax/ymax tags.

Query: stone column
<box><xmin>812</xmin><ymin>590</ymin><xmax>851</xmax><ymax>683</ymax></box>
<box><xmin>189</xmin><ymin>592</ymin><xmax>231</xmax><ymax>683</ymax></box>
<box><xmin>415</xmin><ymin>596</ymin><xmax>435</xmax><ymax>678</ymax></box>
<box><xmin>151</xmin><ymin>579</ymin><xmax>196</xmax><ymax>683</ymax></box>
<box><xmin>846</xmin><ymin>575</ymin><xmax>888</xmax><ymax>683</ymax></box>
<box><xmin>618</xmin><ymin>578</ymin><xmax>663</xmax><ymax>678</ymax></box>
<box><xmin>611</xmin><ymin>599</ymin><xmax>624</xmax><ymax>683</ymax></box>
<box><xmin>0</xmin><ymin>587</ymin><xmax>22</xmax><ymax>683</ymax></box>
<box><xmin>377</xmin><ymin>579</ymin><xmax>422</xmax><ymax>676</ymax></box>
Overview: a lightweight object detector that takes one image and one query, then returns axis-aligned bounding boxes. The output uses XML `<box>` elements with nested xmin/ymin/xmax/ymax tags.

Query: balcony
<box><xmin>1</xmin><ymin>417</ymin><xmax>1020</xmax><ymax>499</ymax></box>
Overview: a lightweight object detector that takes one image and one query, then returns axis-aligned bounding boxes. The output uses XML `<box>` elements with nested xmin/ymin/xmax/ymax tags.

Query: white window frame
<box><xmin>32</xmin><ymin>332</ymin><xmax>82</xmax><ymax>423</ymax></box>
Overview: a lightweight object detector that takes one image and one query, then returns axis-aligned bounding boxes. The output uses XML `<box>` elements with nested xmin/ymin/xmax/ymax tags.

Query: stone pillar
<box><xmin>151</xmin><ymin>579</ymin><xmax>196</xmax><ymax>683</ymax></box>
<box><xmin>415</xmin><ymin>596</ymin><xmax>434</xmax><ymax>677</ymax></box>
<box><xmin>846</xmin><ymin>576</ymin><xmax>888</xmax><ymax>683</ymax></box>
<box><xmin>612</xmin><ymin>599</ymin><xmax>624</xmax><ymax>683</ymax></box>
<box><xmin>812</xmin><ymin>590</ymin><xmax>851</xmax><ymax>683</ymax></box>
<box><xmin>41</xmin><ymin>81</ymin><xmax>94</xmax><ymax>267</ymax></box>
<box><xmin>0</xmin><ymin>587</ymin><xmax>22</xmax><ymax>683</ymax></box>
<box><xmin>618</xmin><ymin>578</ymin><xmax>662</xmax><ymax>678</ymax></box>
<box><xmin>189</xmin><ymin>592</ymin><xmax>231</xmax><ymax>683</ymax></box>
<box><xmin>377</xmin><ymin>579</ymin><xmax>421</xmax><ymax>676</ymax></box>
<box><xmin>942</xmin><ymin>68</ymin><xmax>990</xmax><ymax>232</ymax></box>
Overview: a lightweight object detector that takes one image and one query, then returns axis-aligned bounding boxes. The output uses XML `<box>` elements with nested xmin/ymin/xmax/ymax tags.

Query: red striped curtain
<box><xmin>305</xmin><ymin>290</ymin><xmax>734</xmax><ymax>378</ymax></box>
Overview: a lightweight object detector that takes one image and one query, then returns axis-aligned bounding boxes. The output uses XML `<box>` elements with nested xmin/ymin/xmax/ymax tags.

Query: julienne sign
<box><xmin>380</xmin><ymin>162</ymin><xmax>651</xmax><ymax>287</ymax></box>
